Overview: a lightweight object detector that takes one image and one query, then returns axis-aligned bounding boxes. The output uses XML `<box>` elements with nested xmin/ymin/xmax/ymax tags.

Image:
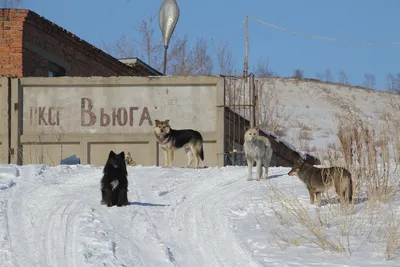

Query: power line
<box><xmin>248</xmin><ymin>15</ymin><xmax>400</xmax><ymax>45</ymax></box>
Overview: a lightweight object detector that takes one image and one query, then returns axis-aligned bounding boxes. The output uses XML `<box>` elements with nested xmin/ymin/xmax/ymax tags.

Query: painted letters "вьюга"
<box><xmin>80</xmin><ymin>98</ymin><xmax>153</xmax><ymax>127</ymax></box>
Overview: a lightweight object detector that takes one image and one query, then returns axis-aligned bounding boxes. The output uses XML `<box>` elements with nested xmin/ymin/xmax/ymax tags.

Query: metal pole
<box><xmin>249</xmin><ymin>74</ymin><xmax>255</xmax><ymax>128</ymax></box>
<box><xmin>243</xmin><ymin>15</ymin><xmax>249</xmax><ymax>82</ymax></box>
<box><xmin>163</xmin><ymin>46</ymin><xmax>168</xmax><ymax>75</ymax></box>
<box><xmin>254</xmin><ymin>79</ymin><xmax>259</xmax><ymax>127</ymax></box>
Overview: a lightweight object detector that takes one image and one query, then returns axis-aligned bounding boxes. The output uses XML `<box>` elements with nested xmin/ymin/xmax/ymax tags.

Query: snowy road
<box><xmin>0</xmin><ymin>164</ymin><xmax>270</xmax><ymax>267</ymax></box>
<box><xmin>0</xmin><ymin>164</ymin><xmax>398</xmax><ymax>266</ymax></box>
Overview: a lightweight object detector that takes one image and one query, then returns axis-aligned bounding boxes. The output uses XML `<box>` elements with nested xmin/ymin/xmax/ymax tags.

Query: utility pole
<box><xmin>243</xmin><ymin>15</ymin><xmax>249</xmax><ymax>82</ymax></box>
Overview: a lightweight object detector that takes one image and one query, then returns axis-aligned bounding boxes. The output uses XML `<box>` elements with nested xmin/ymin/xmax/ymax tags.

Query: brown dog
<box><xmin>288</xmin><ymin>158</ymin><xmax>353</xmax><ymax>206</ymax></box>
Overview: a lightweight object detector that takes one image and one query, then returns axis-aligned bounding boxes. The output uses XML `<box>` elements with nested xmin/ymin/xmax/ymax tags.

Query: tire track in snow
<box><xmin>77</xmin><ymin>167</ymin><xmax>155</xmax><ymax>267</ymax></box>
<box><xmin>5</xmin><ymin>165</ymin><xmax>47</xmax><ymax>267</ymax></box>
<box><xmin>132</xmin><ymin>186</ymin><xmax>178</xmax><ymax>267</ymax></box>
<box><xmin>56</xmin><ymin>167</ymin><xmax>134</xmax><ymax>267</ymax></box>
<box><xmin>0</xmin><ymin>199</ymin><xmax>19</xmax><ymax>267</ymax></box>
<box><xmin>0</xmin><ymin>165</ymin><xmax>20</xmax><ymax>267</ymax></box>
<box><xmin>125</xmin><ymin>167</ymin><xmax>179</xmax><ymax>267</ymax></box>
<box><xmin>44</xmin><ymin>199</ymin><xmax>81</xmax><ymax>267</ymax></box>
<box><xmin>5</xmin><ymin>165</ymin><xmax>113</xmax><ymax>267</ymax></box>
<box><xmin>169</xmin><ymin>168</ymin><xmax>264</xmax><ymax>267</ymax></box>
<box><xmin>97</xmin><ymin>199</ymin><xmax>148</xmax><ymax>266</ymax></box>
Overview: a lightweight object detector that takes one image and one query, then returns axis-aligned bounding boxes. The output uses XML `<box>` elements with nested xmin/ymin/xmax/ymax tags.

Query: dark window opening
<box><xmin>48</xmin><ymin>61</ymin><xmax>66</xmax><ymax>77</ymax></box>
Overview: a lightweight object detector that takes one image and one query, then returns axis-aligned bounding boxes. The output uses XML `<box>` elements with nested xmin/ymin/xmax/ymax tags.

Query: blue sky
<box><xmin>17</xmin><ymin>0</ymin><xmax>400</xmax><ymax>90</ymax></box>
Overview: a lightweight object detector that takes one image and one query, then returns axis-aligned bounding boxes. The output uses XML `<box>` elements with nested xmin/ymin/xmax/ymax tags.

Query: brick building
<box><xmin>0</xmin><ymin>9</ymin><xmax>161</xmax><ymax>77</ymax></box>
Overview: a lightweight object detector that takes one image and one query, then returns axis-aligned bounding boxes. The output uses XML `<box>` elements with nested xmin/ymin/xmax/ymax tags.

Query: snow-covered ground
<box><xmin>0</xmin><ymin>163</ymin><xmax>399</xmax><ymax>266</ymax></box>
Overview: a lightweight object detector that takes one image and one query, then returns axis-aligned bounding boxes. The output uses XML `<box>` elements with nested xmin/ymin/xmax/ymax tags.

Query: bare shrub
<box><xmin>325</xmin><ymin>68</ymin><xmax>333</xmax><ymax>82</ymax></box>
<box><xmin>212</xmin><ymin>39</ymin><xmax>235</xmax><ymax>75</ymax></box>
<box><xmin>297</xmin><ymin>122</ymin><xmax>312</xmax><ymax>132</ymax></box>
<box><xmin>257</xmin><ymin>79</ymin><xmax>294</xmax><ymax>134</ymax></box>
<box><xmin>338</xmin><ymin>70</ymin><xmax>349</xmax><ymax>85</ymax></box>
<box><xmin>268</xmin><ymin>160</ymin><xmax>399</xmax><ymax>259</ymax></box>
<box><xmin>363</xmin><ymin>73</ymin><xmax>376</xmax><ymax>89</ymax></box>
<box><xmin>298</xmin><ymin>129</ymin><xmax>313</xmax><ymax>140</ymax></box>
<box><xmin>274</xmin><ymin>128</ymin><xmax>287</xmax><ymax>138</ymax></box>
<box><xmin>136</xmin><ymin>14</ymin><xmax>163</xmax><ymax>68</ymax></box>
<box><xmin>337</xmin><ymin>117</ymin><xmax>398</xmax><ymax>203</ymax></box>
<box><xmin>268</xmin><ymin>84</ymin><xmax>400</xmax><ymax>260</ymax></box>
<box><xmin>1</xmin><ymin>0</ymin><xmax>22</xmax><ymax>8</ymax></box>
<box><xmin>385</xmin><ymin>209</ymin><xmax>400</xmax><ymax>260</ymax></box>
<box><xmin>294</xmin><ymin>69</ymin><xmax>304</xmax><ymax>80</ymax></box>
<box><xmin>103</xmin><ymin>17</ymin><xmax>214</xmax><ymax>76</ymax></box>
<box><xmin>254</xmin><ymin>58</ymin><xmax>276</xmax><ymax>78</ymax></box>
<box><xmin>268</xmin><ymin>183</ymin><xmax>351</xmax><ymax>253</ymax></box>
<box><xmin>168</xmin><ymin>36</ymin><xmax>213</xmax><ymax>76</ymax></box>
<box><xmin>311</xmin><ymin>85</ymin><xmax>398</xmax><ymax>201</ymax></box>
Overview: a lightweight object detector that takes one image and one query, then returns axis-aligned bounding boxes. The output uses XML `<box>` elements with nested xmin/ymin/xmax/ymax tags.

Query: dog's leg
<box><xmin>117</xmin><ymin>187</ymin><xmax>129</xmax><ymax>207</ymax></box>
<box><xmin>185</xmin><ymin>146</ymin><xmax>193</xmax><ymax>168</ymax></box>
<box><xmin>100</xmin><ymin>183</ymin><xmax>107</xmax><ymax>205</ymax></box>
<box><xmin>160</xmin><ymin>146</ymin><xmax>169</xmax><ymax>168</ymax></box>
<box><xmin>256</xmin><ymin>159</ymin><xmax>263</xmax><ymax>181</ymax></box>
<box><xmin>308</xmin><ymin>188</ymin><xmax>315</xmax><ymax>205</ymax></box>
<box><xmin>247</xmin><ymin>158</ymin><xmax>253</xmax><ymax>181</ymax></box>
<box><xmin>262</xmin><ymin>148</ymin><xmax>273</xmax><ymax>179</ymax></box>
<box><xmin>168</xmin><ymin>148</ymin><xmax>174</xmax><ymax>168</ymax></box>
<box><xmin>261</xmin><ymin>160</ymin><xmax>269</xmax><ymax>180</ymax></box>
<box><xmin>193</xmin><ymin>149</ymin><xmax>200</xmax><ymax>168</ymax></box>
<box><xmin>315</xmin><ymin>192</ymin><xmax>322</xmax><ymax>206</ymax></box>
<box><xmin>193</xmin><ymin>142</ymin><xmax>202</xmax><ymax>168</ymax></box>
<box><xmin>105</xmin><ymin>188</ymin><xmax>113</xmax><ymax>207</ymax></box>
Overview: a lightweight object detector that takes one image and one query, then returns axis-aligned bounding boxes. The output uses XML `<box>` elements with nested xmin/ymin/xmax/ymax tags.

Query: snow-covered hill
<box><xmin>259</xmin><ymin>78</ymin><xmax>400</xmax><ymax>160</ymax></box>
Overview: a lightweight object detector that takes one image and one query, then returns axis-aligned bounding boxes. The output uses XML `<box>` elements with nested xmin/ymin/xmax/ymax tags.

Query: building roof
<box><xmin>119</xmin><ymin>58</ymin><xmax>163</xmax><ymax>76</ymax></box>
<box><xmin>0</xmin><ymin>8</ymin><xmax>161</xmax><ymax>77</ymax></box>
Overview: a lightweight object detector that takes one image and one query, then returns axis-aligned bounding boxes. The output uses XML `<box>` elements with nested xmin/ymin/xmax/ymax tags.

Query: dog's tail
<box><xmin>199</xmin><ymin>144</ymin><xmax>204</xmax><ymax>161</ymax></box>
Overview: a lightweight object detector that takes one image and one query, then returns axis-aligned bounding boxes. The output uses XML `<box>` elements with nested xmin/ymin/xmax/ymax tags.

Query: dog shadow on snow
<box><xmin>268</xmin><ymin>173</ymin><xmax>286</xmax><ymax>179</ymax></box>
<box><xmin>319</xmin><ymin>195</ymin><xmax>368</xmax><ymax>207</ymax></box>
<box><xmin>128</xmin><ymin>201</ymin><xmax>170</xmax><ymax>207</ymax></box>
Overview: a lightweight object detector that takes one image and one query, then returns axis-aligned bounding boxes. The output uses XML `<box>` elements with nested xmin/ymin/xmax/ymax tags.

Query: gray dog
<box><xmin>243</xmin><ymin>127</ymin><xmax>273</xmax><ymax>181</ymax></box>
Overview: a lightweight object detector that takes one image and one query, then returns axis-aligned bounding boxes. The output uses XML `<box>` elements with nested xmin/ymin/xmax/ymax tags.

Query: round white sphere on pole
<box><xmin>158</xmin><ymin>0</ymin><xmax>180</xmax><ymax>75</ymax></box>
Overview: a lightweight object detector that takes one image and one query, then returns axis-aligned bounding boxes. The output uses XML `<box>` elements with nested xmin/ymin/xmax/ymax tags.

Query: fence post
<box><xmin>254</xmin><ymin>78</ymin><xmax>259</xmax><ymax>127</ymax></box>
<box><xmin>17</xmin><ymin>78</ymin><xmax>23</xmax><ymax>165</ymax></box>
<box><xmin>249</xmin><ymin>74</ymin><xmax>256</xmax><ymax>128</ymax></box>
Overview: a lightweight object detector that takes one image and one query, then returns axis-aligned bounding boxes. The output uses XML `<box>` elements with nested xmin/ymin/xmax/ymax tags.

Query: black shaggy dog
<box><xmin>100</xmin><ymin>150</ymin><xmax>129</xmax><ymax>207</ymax></box>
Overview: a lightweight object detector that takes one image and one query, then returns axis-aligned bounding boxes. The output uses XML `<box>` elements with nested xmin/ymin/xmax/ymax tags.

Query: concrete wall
<box><xmin>2</xmin><ymin>75</ymin><xmax>323</xmax><ymax>168</ymax></box>
<box><xmin>9</xmin><ymin>76</ymin><xmax>225</xmax><ymax>167</ymax></box>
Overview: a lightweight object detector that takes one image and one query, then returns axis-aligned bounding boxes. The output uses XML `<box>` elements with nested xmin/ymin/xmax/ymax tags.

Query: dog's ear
<box><xmin>155</xmin><ymin>119</ymin><xmax>160</xmax><ymax>126</ymax></box>
<box><xmin>165</xmin><ymin>119</ymin><xmax>170</xmax><ymax>125</ymax></box>
<box><xmin>119</xmin><ymin>151</ymin><xmax>125</xmax><ymax>159</ymax></box>
<box><xmin>109</xmin><ymin>150</ymin><xmax>116</xmax><ymax>157</ymax></box>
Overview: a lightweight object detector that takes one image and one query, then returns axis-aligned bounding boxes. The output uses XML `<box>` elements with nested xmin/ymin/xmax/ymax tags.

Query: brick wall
<box><xmin>0</xmin><ymin>9</ymin><xmax>26</xmax><ymax>77</ymax></box>
<box><xmin>0</xmin><ymin>9</ymin><xmax>144</xmax><ymax>78</ymax></box>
